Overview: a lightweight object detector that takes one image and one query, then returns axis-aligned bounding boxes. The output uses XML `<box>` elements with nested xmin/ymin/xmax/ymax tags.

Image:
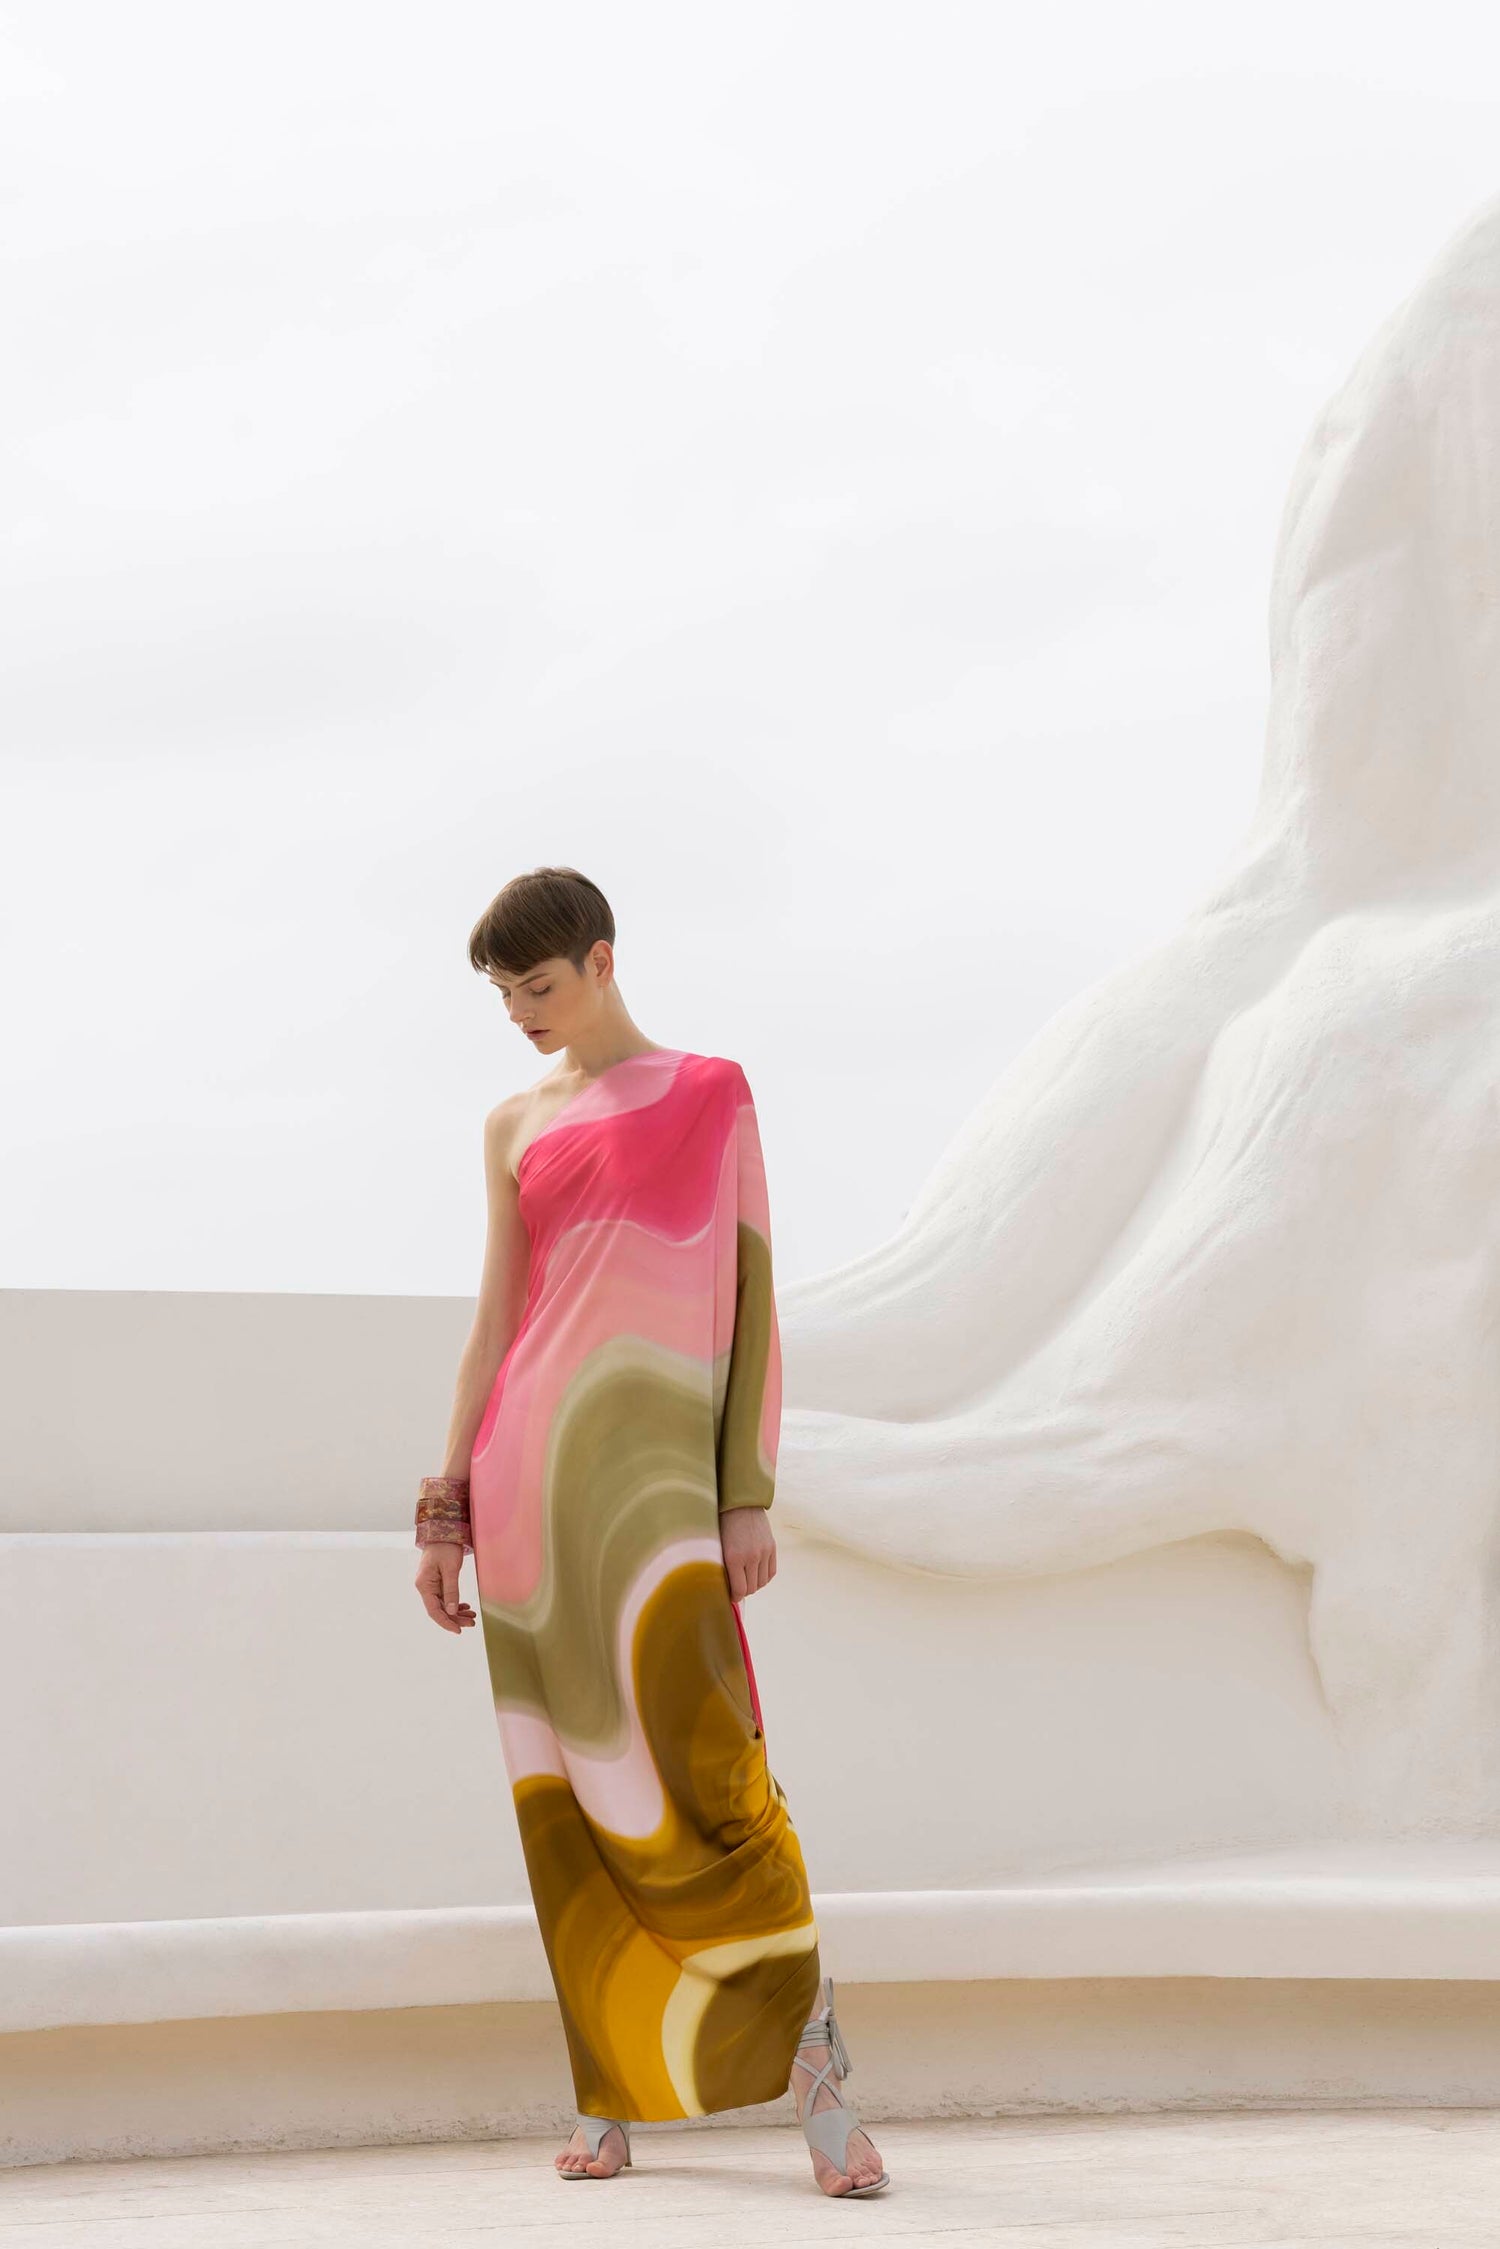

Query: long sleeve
<box><xmin>715</xmin><ymin>1063</ymin><xmax>782</xmax><ymax>1513</ymax></box>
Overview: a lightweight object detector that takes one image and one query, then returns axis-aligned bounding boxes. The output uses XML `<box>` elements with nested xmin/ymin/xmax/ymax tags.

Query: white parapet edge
<box><xmin>7</xmin><ymin>1871</ymin><xmax>1500</xmax><ymax>2033</ymax></box>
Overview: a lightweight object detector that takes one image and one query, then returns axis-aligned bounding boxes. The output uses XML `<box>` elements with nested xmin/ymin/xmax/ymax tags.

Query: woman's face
<box><xmin>487</xmin><ymin>951</ymin><xmax>601</xmax><ymax>1054</ymax></box>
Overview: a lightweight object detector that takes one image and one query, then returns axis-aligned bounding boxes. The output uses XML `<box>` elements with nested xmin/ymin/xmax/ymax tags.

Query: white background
<box><xmin>6</xmin><ymin>1</ymin><xmax>1500</xmax><ymax>1293</ymax></box>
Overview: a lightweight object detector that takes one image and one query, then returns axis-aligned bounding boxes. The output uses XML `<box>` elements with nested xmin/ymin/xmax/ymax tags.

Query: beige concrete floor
<box><xmin>0</xmin><ymin>2109</ymin><xmax>1491</xmax><ymax>2248</ymax></box>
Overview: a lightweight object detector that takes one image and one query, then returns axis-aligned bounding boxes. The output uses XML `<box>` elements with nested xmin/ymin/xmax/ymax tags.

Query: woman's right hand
<box><xmin>414</xmin><ymin>1543</ymin><xmax>476</xmax><ymax>1635</ymax></box>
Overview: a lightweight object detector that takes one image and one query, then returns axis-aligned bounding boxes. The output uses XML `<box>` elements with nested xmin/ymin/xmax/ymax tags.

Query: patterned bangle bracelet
<box><xmin>415</xmin><ymin>1476</ymin><xmax>469</xmax><ymax>1514</ymax></box>
<box><xmin>415</xmin><ymin>1516</ymin><xmax>473</xmax><ymax>1552</ymax></box>
<box><xmin>414</xmin><ymin>1474</ymin><xmax>473</xmax><ymax>1552</ymax></box>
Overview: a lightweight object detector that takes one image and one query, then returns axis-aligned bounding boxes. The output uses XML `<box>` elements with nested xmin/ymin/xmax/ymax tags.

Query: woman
<box><xmin>412</xmin><ymin>865</ymin><xmax>890</xmax><ymax>2199</ymax></box>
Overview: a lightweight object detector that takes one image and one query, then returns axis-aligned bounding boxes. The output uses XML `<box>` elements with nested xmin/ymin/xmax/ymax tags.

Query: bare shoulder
<box><xmin>483</xmin><ymin>1092</ymin><xmax>529</xmax><ymax>1192</ymax></box>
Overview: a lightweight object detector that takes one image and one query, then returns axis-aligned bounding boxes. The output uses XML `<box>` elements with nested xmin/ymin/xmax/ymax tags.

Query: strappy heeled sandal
<box><xmin>792</xmin><ymin>1974</ymin><xmax>890</xmax><ymax>2197</ymax></box>
<box><xmin>556</xmin><ymin>2111</ymin><xmax>633</xmax><ymax>2178</ymax></box>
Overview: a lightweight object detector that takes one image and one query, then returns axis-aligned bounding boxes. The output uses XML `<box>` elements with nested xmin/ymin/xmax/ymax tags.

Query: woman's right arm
<box><xmin>414</xmin><ymin>1098</ymin><xmax>530</xmax><ymax>1632</ymax></box>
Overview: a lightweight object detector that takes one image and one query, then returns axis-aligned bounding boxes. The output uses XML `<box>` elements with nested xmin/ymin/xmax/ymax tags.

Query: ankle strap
<box><xmin>798</xmin><ymin>2006</ymin><xmax>851</xmax><ymax>2079</ymax></box>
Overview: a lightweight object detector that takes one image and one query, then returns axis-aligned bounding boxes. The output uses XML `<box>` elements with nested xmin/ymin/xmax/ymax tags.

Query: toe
<box><xmin>846</xmin><ymin>2130</ymin><xmax>882</xmax><ymax>2187</ymax></box>
<box><xmin>811</xmin><ymin>2152</ymin><xmax>853</xmax><ymax>2197</ymax></box>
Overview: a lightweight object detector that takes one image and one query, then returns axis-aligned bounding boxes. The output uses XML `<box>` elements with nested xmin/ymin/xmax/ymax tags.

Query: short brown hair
<box><xmin>467</xmin><ymin>866</ymin><xmax>616</xmax><ymax>981</ymax></box>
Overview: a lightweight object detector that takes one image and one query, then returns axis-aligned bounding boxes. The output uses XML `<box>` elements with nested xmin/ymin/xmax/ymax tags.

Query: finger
<box><xmin>418</xmin><ymin>1584</ymin><xmax>460</xmax><ymax>1633</ymax></box>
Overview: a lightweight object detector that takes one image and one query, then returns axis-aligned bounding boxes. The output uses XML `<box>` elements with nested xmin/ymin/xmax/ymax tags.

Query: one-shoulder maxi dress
<box><xmin>468</xmin><ymin>1046</ymin><xmax>823</xmax><ymax>2121</ymax></box>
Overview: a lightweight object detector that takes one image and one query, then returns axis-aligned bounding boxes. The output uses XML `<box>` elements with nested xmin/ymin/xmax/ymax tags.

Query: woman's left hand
<box><xmin>720</xmin><ymin>1505</ymin><xmax>776</xmax><ymax>1601</ymax></box>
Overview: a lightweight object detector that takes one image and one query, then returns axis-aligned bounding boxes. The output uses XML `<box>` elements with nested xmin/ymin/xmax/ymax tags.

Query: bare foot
<box><xmin>790</xmin><ymin>2010</ymin><xmax>887</xmax><ymax>2196</ymax></box>
<box><xmin>554</xmin><ymin>2120</ymin><xmax>630</xmax><ymax>2177</ymax></box>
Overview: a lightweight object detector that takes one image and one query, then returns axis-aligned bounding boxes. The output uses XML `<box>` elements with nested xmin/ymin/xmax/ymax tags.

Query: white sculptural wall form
<box><xmin>778</xmin><ymin>191</ymin><xmax>1500</xmax><ymax>1832</ymax></box>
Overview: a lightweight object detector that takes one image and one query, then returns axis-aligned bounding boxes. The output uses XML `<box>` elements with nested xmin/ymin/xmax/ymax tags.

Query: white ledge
<box><xmin>8</xmin><ymin>1858</ymin><xmax>1500</xmax><ymax>2033</ymax></box>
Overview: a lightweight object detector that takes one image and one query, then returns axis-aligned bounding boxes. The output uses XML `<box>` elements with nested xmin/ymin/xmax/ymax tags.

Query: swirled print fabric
<box><xmin>469</xmin><ymin>1047</ymin><xmax>821</xmax><ymax>2120</ymax></box>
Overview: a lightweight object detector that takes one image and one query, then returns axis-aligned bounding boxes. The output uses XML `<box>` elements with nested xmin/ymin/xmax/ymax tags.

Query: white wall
<box><xmin>0</xmin><ymin>1286</ymin><xmax>1445</xmax><ymax>1935</ymax></box>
